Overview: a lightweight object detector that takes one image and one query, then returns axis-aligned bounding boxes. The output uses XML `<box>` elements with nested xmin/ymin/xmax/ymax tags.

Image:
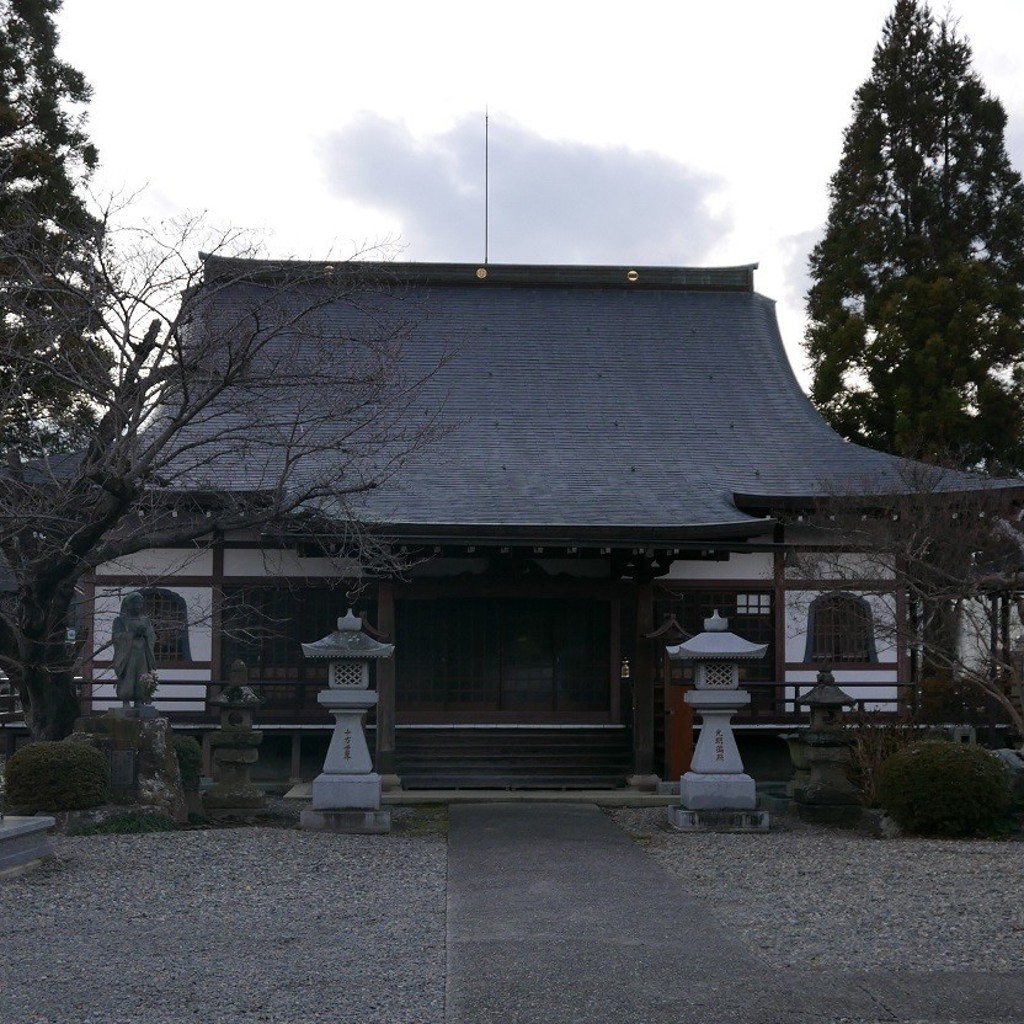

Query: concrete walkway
<box><xmin>445</xmin><ymin>803</ymin><xmax>1024</xmax><ymax>1024</ymax></box>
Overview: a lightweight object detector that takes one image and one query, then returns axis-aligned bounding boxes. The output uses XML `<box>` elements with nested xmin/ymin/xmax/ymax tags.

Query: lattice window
<box><xmin>806</xmin><ymin>593</ymin><xmax>876</xmax><ymax>664</ymax></box>
<box><xmin>736</xmin><ymin>593</ymin><xmax>771</xmax><ymax>615</ymax></box>
<box><xmin>140</xmin><ymin>589</ymin><xmax>190</xmax><ymax>662</ymax></box>
<box><xmin>331</xmin><ymin>662</ymin><xmax>365</xmax><ymax>687</ymax></box>
<box><xmin>703</xmin><ymin>662</ymin><xmax>735</xmax><ymax>688</ymax></box>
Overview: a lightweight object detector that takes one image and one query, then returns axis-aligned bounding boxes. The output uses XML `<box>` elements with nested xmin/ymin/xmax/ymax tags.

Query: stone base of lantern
<box><xmin>300</xmin><ymin>807</ymin><xmax>391</xmax><ymax>834</ymax></box>
<box><xmin>680</xmin><ymin>770</ymin><xmax>758</xmax><ymax>810</ymax></box>
<box><xmin>311</xmin><ymin>771</ymin><xmax>383</xmax><ymax>810</ymax></box>
<box><xmin>668</xmin><ymin>806</ymin><xmax>769</xmax><ymax>831</ymax></box>
<box><xmin>301</xmin><ymin>770</ymin><xmax>392</xmax><ymax>833</ymax></box>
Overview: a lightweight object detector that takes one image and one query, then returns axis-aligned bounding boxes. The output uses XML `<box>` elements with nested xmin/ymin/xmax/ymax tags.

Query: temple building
<box><xmin>79</xmin><ymin>259</ymin><xmax>1014</xmax><ymax>787</ymax></box>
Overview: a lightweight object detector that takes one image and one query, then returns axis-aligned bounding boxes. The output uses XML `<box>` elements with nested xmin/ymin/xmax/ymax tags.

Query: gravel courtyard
<box><xmin>3</xmin><ymin>805</ymin><xmax>1023</xmax><ymax>1024</ymax></box>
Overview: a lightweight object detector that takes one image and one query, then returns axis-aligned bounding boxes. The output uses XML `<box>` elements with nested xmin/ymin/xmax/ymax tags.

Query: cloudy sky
<box><xmin>57</xmin><ymin>1</ymin><xmax>1024</xmax><ymax>386</ymax></box>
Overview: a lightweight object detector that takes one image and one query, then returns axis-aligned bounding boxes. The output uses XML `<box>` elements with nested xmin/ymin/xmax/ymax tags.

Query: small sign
<box><xmin>109</xmin><ymin>749</ymin><xmax>136</xmax><ymax>788</ymax></box>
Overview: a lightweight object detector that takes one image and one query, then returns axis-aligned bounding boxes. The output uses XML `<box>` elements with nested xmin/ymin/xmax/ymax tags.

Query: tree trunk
<box><xmin>19</xmin><ymin>662</ymin><xmax>80</xmax><ymax>740</ymax></box>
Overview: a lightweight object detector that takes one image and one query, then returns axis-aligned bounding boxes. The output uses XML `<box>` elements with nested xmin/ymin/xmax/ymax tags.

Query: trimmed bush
<box><xmin>6</xmin><ymin>741</ymin><xmax>110</xmax><ymax>813</ymax></box>
<box><xmin>877</xmin><ymin>740</ymin><xmax>1012</xmax><ymax>837</ymax></box>
<box><xmin>172</xmin><ymin>735</ymin><xmax>202</xmax><ymax>793</ymax></box>
<box><xmin>846</xmin><ymin>712</ymin><xmax>928</xmax><ymax>807</ymax></box>
<box><xmin>77</xmin><ymin>811</ymin><xmax>180</xmax><ymax>835</ymax></box>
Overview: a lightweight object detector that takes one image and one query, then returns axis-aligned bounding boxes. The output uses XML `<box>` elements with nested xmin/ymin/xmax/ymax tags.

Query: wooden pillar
<box><xmin>375</xmin><ymin>580</ymin><xmax>398</xmax><ymax>781</ymax></box>
<box><xmin>773</xmin><ymin>551</ymin><xmax>787</xmax><ymax>705</ymax></box>
<box><xmin>629</xmin><ymin>581</ymin><xmax>658</xmax><ymax>787</ymax></box>
<box><xmin>609</xmin><ymin>599</ymin><xmax>621</xmax><ymax>724</ymax></box>
<box><xmin>665</xmin><ymin>657</ymin><xmax>694</xmax><ymax>781</ymax></box>
<box><xmin>290</xmin><ymin>731</ymin><xmax>302</xmax><ymax>783</ymax></box>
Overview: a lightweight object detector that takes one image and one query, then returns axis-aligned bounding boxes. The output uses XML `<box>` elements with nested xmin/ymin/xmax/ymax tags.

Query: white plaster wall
<box><xmin>664</xmin><ymin>552</ymin><xmax>773</xmax><ymax>581</ymax></box>
<box><xmin>95</xmin><ymin>548</ymin><xmax>213</xmax><ymax>577</ymax></box>
<box><xmin>956</xmin><ymin>595</ymin><xmax>1022</xmax><ymax>676</ymax></box>
<box><xmin>92</xmin><ymin>585</ymin><xmax>213</xmax><ymax>663</ymax></box>
<box><xmin>785</xmin><ymin>549</ymin><xmax>895</xmax><ymax>583</ymax></box>
<box><xmin>222</xmin><ymin>549</ymin><xmax>359</xmax><ymax>578</ymax></box>
<box><xmin>92</xmin><ymin>669</ymin><xmax>211</xmax><ymax>684</ymax></box>
<box><xmin>90</xmin><ymin>681</ymin><xmax>207</xmax><ymax>713</ymax></box>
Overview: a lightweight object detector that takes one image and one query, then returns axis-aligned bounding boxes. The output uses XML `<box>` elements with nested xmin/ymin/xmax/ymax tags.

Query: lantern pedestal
<box><xmin>300</xmin><ymin>691</ymin><xmax>391</xmax><ymax>834</ymax></box>
<box><xmin>677</xmin><ymin>689</ymin><xmax>758</xmax><ymax>811</ymax></box>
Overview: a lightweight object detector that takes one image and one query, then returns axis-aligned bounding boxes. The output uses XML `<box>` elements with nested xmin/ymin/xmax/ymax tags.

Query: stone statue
<box><xmin>112</xmin><ymin>592</ymin><xmax>157</xmax><ymax>707</ymax></box>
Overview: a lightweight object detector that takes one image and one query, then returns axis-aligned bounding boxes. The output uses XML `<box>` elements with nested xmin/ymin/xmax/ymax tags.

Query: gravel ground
<box><xmin>609</xmin><ymin>807</ymin><xmax>1024</xmax><ymax>973</ymax></box>
<box><xmin>1</xmin><ymin>804</ymin><xmax>447</xmax><ymax>1024</ymax></box>
<box><xmin>4</xmin><ymin>802</ymin><xmax>1024</xmax><ymax>1024</ymax></box>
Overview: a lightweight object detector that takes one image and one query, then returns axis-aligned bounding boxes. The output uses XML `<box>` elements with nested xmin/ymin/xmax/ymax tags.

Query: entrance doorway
<box><xmin>395</xmin><ymin>597</ymin><xmax>611</xmax><ymax>720</ymax></box>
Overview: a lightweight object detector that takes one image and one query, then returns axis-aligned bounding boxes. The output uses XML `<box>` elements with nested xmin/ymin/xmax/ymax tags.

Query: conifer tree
<box><xmin>805</xmin><ymin>0</ymin><xmax>1024</xmax><ymax>472</ymax></box>
<box><xmin>0</xmin><ymin>0</ymin><xmax>104</xmax><ymax>456</ymax></box>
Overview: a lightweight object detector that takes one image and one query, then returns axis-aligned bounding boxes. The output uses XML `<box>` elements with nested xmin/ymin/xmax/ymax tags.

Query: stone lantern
<box><xmin>299</xmin><ymin>610</ymin><xmax>394</xmax><ymax>834</ymax></box>
<box><xmin>665</xmin><ymin>611</ymin><xmax>769</xmax><ymax>829</ymax></box>
<box><xmin>204</xmin><ymin>659</ymin><xmax>265</xmax><ymax>818</ymax></box>
<box><xmin>795</xmin><ymin>669</ymin><xmax>862</xmax><ymax>826</ymax></box>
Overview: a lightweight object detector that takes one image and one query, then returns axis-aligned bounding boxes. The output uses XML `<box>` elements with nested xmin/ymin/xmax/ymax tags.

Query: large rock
<box><xmin>992</xmin><ymin>748</ymin><xmax>1024</xmax><ymax>807</ymax></box>
<box><xmin>71</xmin><ymin>714</ymin><xmax>187</xmax><ymax>823</ymax></box>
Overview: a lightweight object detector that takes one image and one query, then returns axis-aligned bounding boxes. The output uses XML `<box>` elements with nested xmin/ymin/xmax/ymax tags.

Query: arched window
<box><xmin>805</xmin><ymin>592</ymin><xmax>876</xmax><ymax>664</ymax></box>
<box><xmin>140</xmin><ymin>588</ymin><xmax>191</xmax><ymax>662</ymax></box>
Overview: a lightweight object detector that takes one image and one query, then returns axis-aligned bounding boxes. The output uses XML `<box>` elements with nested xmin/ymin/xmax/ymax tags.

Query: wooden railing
<box><xmin>78</xmin><ymin>677</ymin><xmax>909</xmax><ymax>728</ymax></box>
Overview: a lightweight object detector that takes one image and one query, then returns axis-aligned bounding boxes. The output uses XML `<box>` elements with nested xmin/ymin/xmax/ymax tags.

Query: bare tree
<box><xmin>788</xmin><ymin>461</ymin><xmax>1024</xmax><ymax>742</ymax></box>
<box><xmin>0</xmin><ymin>203</ymin><xmax>445</xmax><ymax>739</ymax></box>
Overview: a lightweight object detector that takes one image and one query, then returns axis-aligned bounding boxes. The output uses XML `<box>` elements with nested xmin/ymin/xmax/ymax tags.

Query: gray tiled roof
<box><xmin>186</xmin><ymin>259</ymin><xmax>1015</xmax><ymax>541</ymax></box>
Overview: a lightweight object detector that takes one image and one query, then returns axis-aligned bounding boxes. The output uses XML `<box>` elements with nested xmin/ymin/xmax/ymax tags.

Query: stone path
<box><xmin>445</xmin><ymin>803</ymin><xmax>1024</xmax><ymax>1024</ymax></box>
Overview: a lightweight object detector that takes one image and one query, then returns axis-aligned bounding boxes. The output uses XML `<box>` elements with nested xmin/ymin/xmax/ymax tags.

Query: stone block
<box><xmin>0</xmin><ymin>816</ymin><xmax>55</xmax><ymax>876</ymax></box>
<box><xmin>213</xmin><ymin>747</ymin><xmax>259</xmax><ymax>765</ymax></box>
<box><xmin>311</xmin><ymin>772</ymin><xmax>382</xmax><ymax>810</ymax></box>
<box><xmin>300</xmin><ymin>808</ymin><xmax>391</xmax><ymax>834</ymax></box>
<box><xmin>668</xmin><ymin>807</ymin><xmax>769</xmax><ymax>831</ymax></box>
<box><xmin>203</xmin><ymin>785</ymin><xmax>266</xmax><ymax>817</ymax></box>
<box><xmin>680</xmin><ymin>770</ymin><xmax>757</xmax><ymax>810</ymax></box>
<box><xmin>208</xmin><ymin>730</ymin><xmax>263</xmax><ymax>749</ymax></box>
<box><xmin>626</xmin><ymin>773</ymin><xmax>661</xmax><ymax>792</ymax></box>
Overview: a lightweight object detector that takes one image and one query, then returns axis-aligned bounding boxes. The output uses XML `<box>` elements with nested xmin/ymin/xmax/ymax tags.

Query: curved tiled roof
<box><xmin>189</xmin><ymin>259</ymin><xmax>1019</xmax><ymax>542</ymax></box>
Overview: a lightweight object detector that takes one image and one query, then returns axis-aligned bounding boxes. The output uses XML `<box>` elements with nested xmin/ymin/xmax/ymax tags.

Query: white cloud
<box><xmin>320</xmin><ymin>114</ymin><xmax>729</xmax><ymax>266</ymax></box>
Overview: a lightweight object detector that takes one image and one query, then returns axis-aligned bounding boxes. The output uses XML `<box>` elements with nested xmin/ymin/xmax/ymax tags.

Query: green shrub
<box><xmin>172</xmin><ymin>734</ymin><xmax>202</xmax><ymax>792</ymax></box>
<box><xmin>6</xmin><ymin>741</ymin><xmax>110</xmax><ymax>813</ymax></box>
<box><xmin>77</xmin><ymin>811</ymin><xmax>179</xmax><ymax>835</ymax></box>
<box><xmin>877</xmin><ymin>740</ymin><xmax>1012</xmax><ymax>837</ymax></box>
<box><xmin>846</xmin><ymin>711</ymin><xmax>929</xmax><ymax>807</ymax></box>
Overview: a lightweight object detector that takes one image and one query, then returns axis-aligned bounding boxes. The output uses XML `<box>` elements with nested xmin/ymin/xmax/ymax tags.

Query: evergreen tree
<box><xmin>0</xmin><ymin>0</ymin><xmax>104</xmax><ymax>456</ymax></box>
<box><xmin>805</xmin><ymin>0</ymin><xmax>1024</xmax><ymax>472</ymax></box>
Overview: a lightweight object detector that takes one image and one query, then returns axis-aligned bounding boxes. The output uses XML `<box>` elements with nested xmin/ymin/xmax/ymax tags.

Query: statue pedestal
<box><xmin>300</xmin><ymin>690</ymin><xmax>390</xmax><ymax>833</ymax></box>
<box><xmin>72</xmin><ymin>714</ymin><xmax>186</xmax><ymax>823</ymax></box>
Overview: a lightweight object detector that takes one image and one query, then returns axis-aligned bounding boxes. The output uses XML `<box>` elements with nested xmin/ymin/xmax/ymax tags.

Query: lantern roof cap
<box><xmin>301</xmin><ymin>609</ymin><xmax>395</xmax><ymax>660</ymax></box>
<box><xmin>210</xmin><ymin>684</ymin><xmax>263</xmax><ymax>707</ymax></box>
<box><xmin>799</xmin><ymin>678</ymin><xmax>855</xmax><ymax>708</ymax></box>
<box><xmin>665</xmin><ymin>610</ymin><xmax>768</xmax><ymax>661</ymax></box>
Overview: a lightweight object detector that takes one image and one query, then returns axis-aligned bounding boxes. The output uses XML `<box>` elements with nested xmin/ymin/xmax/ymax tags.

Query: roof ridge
<box><xmin>199</xmin><ymin>255</ymin><xmax>758</xmax><ymax>293</ymax></box>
